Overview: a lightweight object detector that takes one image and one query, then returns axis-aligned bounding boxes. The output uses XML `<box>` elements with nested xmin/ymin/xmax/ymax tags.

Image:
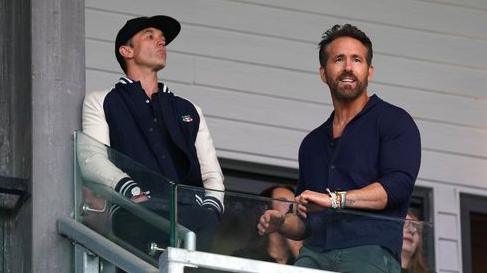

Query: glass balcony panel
<box><xmin>74</xmin><ymin>131</ymin><xmax>435</xmax><ymax>272</ymax></box>
<box><xmin>176</xmin><ymin>184</ymin><xmax>434</xmax><ymax>273</ymax></box>
<box><xmin>74</xmin><ymin>131</ymin><xmax>178</xmax><ymax>267</ymax></box>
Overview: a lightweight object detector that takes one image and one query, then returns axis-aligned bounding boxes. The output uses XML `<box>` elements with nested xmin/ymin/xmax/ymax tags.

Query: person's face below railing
<box><xmin>74</xmin><ymin>131</ymin><xmax>434</xmax><ymax>272</ymax></box>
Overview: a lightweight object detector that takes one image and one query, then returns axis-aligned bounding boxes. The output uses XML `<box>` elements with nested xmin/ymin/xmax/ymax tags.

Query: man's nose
<box><xmin>157</xmin><ymin>37</ymin><xmax>166</xmax><ymax>47</ymax></box>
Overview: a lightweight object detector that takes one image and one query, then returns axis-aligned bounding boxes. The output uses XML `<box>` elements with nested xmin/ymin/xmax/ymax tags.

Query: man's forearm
<box><xmin>344</xmin><ymin>182</ymin><xmax>388</xmax><ymax>210</ymax></box>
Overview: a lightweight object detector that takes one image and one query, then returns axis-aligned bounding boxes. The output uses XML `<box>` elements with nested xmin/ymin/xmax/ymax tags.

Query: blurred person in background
<box><xmin>401</xmin><ymin>211</ymin><xmax>431</xmax><ymax>273</ymax></box>
<box><xmin>234</xmin><ymin>185</ymin><xmax>302</xmax><ymax>264</ymax></box>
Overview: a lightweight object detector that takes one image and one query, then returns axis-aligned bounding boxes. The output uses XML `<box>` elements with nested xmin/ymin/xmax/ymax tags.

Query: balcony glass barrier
<box><xmin>74</xmin><ymin>131</ymin><xmax>434</xmax><ymax>273</ymax></box>
<box><xmin>176</xmin><ymin>184</ymin><xmax>435</xmax><ymax>273</ymax></box>
<box><xmin>74</xmin><ymin>131</ymin><xmax>187</xmax><ymax>267</ymax></box>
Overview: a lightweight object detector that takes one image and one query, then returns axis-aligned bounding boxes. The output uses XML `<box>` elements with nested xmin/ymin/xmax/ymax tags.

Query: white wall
<box><xmin>85</xmin><ymin>1</ymin><xmax>487</xmax><ymax>272</ymax></box>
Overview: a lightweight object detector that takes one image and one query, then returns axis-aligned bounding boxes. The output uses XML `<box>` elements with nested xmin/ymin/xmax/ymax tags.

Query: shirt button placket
<box><xmin>328</xmin><ymin>164</ymin><xmax>336</xmax><ymax>188</ymax></box>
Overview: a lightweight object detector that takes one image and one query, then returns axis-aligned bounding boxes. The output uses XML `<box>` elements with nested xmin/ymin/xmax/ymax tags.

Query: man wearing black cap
<box><xmin>81</xmin><ymin>15</ymin><xmax>224</xmax><ymax>257</ymax></box>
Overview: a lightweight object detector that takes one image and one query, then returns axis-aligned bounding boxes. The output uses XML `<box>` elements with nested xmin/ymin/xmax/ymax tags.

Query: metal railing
<box><xmin>58</xmin><ymin>217</ymin><xmax>158</xmax><ymax>273</ymax></box>
<box><xmin>83</xmin><ymin>181</ymin><xmax>196</xmax><ymax>251</ymax></box>
<box><xmin>58</xmin><ymin>216</ymin><xmax>335</xmax><ymax>273</ymax></box>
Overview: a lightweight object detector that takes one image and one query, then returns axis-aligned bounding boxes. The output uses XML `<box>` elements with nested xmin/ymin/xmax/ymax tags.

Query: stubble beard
<box><xmin>327</xmin><ymin>70</ymin><xmax>368</xmax><ymax>102</ymax></box>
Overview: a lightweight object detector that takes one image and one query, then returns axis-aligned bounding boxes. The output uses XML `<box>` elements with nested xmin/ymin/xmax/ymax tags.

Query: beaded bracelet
<box><xmin>326</xmin><ymin>188</ymin><xmax>339</xmax><ymax>209</ymax></box>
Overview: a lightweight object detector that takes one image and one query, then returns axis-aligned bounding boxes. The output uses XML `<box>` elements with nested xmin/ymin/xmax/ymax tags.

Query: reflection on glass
<box><xmin>74</xmin><ymin>131</ymin><xmax>179</xmax><ymax>266</ymax></box>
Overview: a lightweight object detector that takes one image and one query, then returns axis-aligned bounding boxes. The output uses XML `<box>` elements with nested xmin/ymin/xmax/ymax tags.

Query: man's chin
<box><xmin>333</xmin><ymin>89</ymin><xmax>363</xmax><ymax>102</ymax></box>
<box><xmin>154</xmin><ymin>64</ymin><xmax>166</xmax><ymax>71</ymax></box>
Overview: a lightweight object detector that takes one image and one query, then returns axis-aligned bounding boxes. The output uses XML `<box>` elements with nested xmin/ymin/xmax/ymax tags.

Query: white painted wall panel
<box><xmin>438</xmin><ymin>239</ymin><xmax>460</xmax><ymax>271</ymax></box>
<box><xmin>237</xmin><ymin>0</ymin><xmax>487</xmax><ymax>39</ymax></box>
<box><xmin>420</xmin><ymin>151</ymin><xmax>487</xmax><ymax>187</ymax></box>
<box><xmin>436</xmin><ymin>186</ymin><xmax>459</xmax><ymax>213</ymax></box>
<box><xmin>419</xmin><ymin>0</ymin><xmax>487</xmax><ymax>10</ymax></box>
<box><xmin>417</xmin><ymin>121</ymin><xmax>487</xmax><ymax>158</ymax></box>
<box><xmin>86</xmin><ymin>8</ymin><xmax>487</xmax><ymax>99</ymax></box>
<box><xmin>86</xmin><ymin>0</ymin><xmax>487</xmax><ymax>70</ymax></box>
<box><xmin>437</xmin><ymin>213</ymin><xmax>458</xmax><ymax>240</ymax></box>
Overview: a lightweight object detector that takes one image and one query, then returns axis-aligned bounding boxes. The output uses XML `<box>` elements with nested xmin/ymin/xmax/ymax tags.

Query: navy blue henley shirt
<box><xmin>296</xmin><ymin>94</ymin><xmax>421</xmax><ymax>261</ymax></box>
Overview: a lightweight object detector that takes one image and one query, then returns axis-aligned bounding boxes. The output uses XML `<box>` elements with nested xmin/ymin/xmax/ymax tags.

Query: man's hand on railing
<box><xmin>257</xmin><ymin>209</ymin><xmax>285</xmax><ymax>236</ymax></box>
<box><xmin>83</xmin><ymin>187</ymin><xmax>107</xmax><ymax>211</ymax></box>
<box><xmin>130</xmin><ymin>190</ymin><xmax>151</xmax><ymax>203</ymax></box>
<box><xmin>295</xmin><ymin>190</ymin><xmax>330</xmax><ymax>216</ymax></box>
<box><xmin>258</xmin><ymin>208</ymin><xmax>308</xmax><ymax>241</ymax></box>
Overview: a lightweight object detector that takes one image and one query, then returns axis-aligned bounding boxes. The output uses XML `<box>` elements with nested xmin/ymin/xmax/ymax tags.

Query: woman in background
<box><xmin>401</xmin><ymin>211</ymin><xmax>431</xmax><ymax>273</ymax></box>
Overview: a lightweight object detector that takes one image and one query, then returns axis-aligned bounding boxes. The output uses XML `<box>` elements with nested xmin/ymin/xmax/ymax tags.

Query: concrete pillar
<box><xmin>31</xmin><ymin>0</ymin><xmax>85</xmax><ymax>272</ymax></box>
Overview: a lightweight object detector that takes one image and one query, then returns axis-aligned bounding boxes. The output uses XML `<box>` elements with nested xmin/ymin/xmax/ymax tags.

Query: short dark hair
<box><xmin>318</xmin><ymin>24</ymin><xmax>373</xmax><ymax>67</ymax></box>
<box><xmin>260</xmin><ymin>185</ymin><xmax>296</xmax><ymax>211</ymax></box>
<box><xmin>260</xmin><ymin>185</ymin><xmax>295</xmax><ymax>198</ymax></box>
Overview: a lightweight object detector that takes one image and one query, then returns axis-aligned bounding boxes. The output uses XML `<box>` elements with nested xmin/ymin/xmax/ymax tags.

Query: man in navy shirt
<box><xmin>258</xmin><ymin>24</ymin><xmax>421</xmax><ymax>273</ymax></box>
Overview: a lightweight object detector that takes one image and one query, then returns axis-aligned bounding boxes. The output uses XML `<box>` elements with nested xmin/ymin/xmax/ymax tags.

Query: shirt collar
<box><xmin>323</xmin><ymin>94</ymin><xmax>381</xmax><ymax>134</ymax></box>
<box><xmin>118</xmin><ymin>76</ymin><xmax>172</xmax><ymax>94</ymax></box>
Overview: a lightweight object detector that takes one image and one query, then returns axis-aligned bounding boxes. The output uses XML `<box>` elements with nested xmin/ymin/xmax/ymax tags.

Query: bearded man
<box><xmin>258</xmin><ymin>24</ymin><xmax>421</xmax><ymax>273</ymax></box>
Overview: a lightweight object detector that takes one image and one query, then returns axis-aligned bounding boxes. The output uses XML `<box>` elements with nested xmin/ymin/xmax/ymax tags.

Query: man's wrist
<box><xmin>337</xmin><ymin>191</ymin><xmax>347</xmax><ymax>208</ymax></box>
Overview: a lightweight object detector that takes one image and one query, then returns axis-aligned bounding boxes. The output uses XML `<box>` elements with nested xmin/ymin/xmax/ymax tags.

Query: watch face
<box><xmin>131</xmin><ymin>187</ymin><xmax>141</xmax><ymax>196</ymax></box>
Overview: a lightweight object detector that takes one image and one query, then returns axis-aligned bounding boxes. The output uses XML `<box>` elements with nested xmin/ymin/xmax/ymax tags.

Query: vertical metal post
<box><xmin>75</xmin><ymin>244</ymin><xmax>100</xmax><ymax>273</ymax></box>
<box><xmin>169</xmin><ymin>183</ymin><xmax>177</xmax><ymax>247</ymax></box>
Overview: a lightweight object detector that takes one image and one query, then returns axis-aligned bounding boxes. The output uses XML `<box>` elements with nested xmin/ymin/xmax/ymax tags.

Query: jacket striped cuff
<box><xmin>108</xmin><ymin>204</ymin><xmax>120</xmax><ymax>216</ymax></box>
<box><xmin>114</xmin><ymin>177</ymin><xmax>141</xmax><ymax>198</ymax></box>
<box><xmin>198</xmin><ymin>195</ymin><xmax>224</xmax><ymax>218</ymax></box>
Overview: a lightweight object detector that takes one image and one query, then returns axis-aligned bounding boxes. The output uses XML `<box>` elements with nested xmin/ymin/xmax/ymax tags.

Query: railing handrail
<box><xmin>58</xmin><ymin>216</ymin><xmax>338</xmax><ymax>273</ymax></box>
<box><xmin>160</xmin><ymin>247</ymin><xmax>337</xmax><ymax>273</ymax></box>
<box><xmin>57</xmin><ymin>217</ymin><xmax>159</xmax><ymax>273</ymax></box>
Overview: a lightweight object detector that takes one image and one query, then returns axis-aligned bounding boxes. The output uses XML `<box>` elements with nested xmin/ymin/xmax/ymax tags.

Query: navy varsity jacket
<box><xmin>80</xmin><ymin>77</ymin><xmax>224</xmax><ymax>215</ymax></box>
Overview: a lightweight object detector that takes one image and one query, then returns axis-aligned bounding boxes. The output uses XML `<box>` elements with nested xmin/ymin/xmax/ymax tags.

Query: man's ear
<box><xmin>319</xmin><ymin>66</ymin><xmax>328</xmax><ymax>84</ymax></box>
<box><xmin>367</xmin><ymin>65</ymin><xmax>374</xmax><ymax>82</ymax></box>
<box><xmin>119</xmin><ymin>45</ymin><xmax>133</xmax><ymax>59</ymax></box>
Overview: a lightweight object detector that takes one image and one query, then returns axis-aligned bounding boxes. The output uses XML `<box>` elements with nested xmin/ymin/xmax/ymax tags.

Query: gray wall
<box><xmin>85</xmin><ymin>1</ymin><xmax>487</xmax><ymax>272</ymax></box>
<box><xmin>0</xmin><ymin>0</ymin><xmax>32</xmax><ymax>272</ymax></box>
<box><xmin>30</xmin><ymin>0</ymin><xmax>85</xmax><ymax>272</ymax></box>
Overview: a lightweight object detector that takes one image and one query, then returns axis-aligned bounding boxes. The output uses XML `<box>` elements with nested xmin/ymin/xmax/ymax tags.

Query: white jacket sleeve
<box><xmin>194</xmin><ymin>105</ymin><xmax>225</xmax><ymax>214</ymax></box>
<box><xmin>78</xmin><ymin>90</ymin><xmax>140</xmax><ymax>197</ymax></box>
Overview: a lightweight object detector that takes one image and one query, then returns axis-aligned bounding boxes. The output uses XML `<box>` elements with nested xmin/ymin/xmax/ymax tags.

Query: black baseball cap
<box><xmin>115</xmin><ymin>15</ymin><xmax>181</xmax><ymax>72</ymax></box>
